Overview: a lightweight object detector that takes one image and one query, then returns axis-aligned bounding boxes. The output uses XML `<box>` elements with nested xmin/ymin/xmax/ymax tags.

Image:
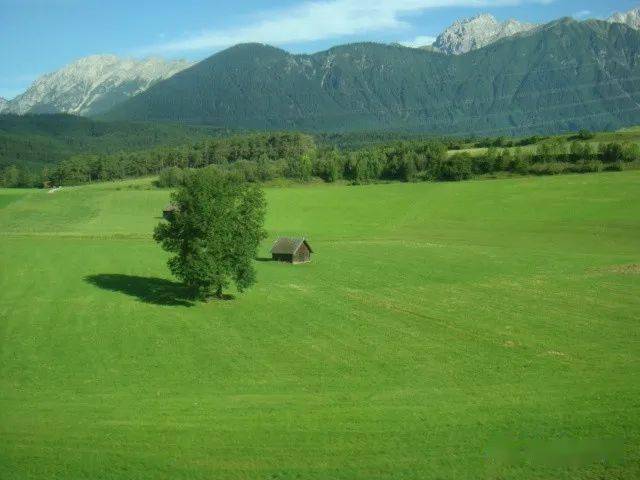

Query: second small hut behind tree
<box><xmin>271</xmin><ymin>238</ymin><xmax>313</xmax><ymax>264</ymax></box>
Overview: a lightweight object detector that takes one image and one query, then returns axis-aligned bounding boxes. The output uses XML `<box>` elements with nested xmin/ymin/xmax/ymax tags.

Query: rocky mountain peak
<box><xmin>3</xmin><ymin>55</ymin><xmax>192</xmax><ymax>116</ymax></box>
<box><xmin>608</xmin><ymin>7</ymin><xmax>640</xmax><ymax>29</ymax></box>
<box><xmin>432</xmin><ymin>13</ymin><xmax>538</xmax><ymax>55</ymax></box>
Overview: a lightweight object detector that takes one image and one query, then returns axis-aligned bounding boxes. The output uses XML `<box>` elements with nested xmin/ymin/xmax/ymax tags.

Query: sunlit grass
<box><xmin>1</xmin><ymin>172</ymin><xmax>639</xmax><ymax>479</ymax></box>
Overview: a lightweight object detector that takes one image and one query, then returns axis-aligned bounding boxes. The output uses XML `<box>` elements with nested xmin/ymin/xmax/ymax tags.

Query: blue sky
<box><xmin>0</xmin><ymin>0</ymin><xmax>637</xmax><ymax>99</ymax></box>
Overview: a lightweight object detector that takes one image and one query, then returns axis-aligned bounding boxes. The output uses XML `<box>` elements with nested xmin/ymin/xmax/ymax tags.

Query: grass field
<box><xmin>1</xmin><ymin>172</ymin><xmax>639</xmax><ymax>479</ymax></box>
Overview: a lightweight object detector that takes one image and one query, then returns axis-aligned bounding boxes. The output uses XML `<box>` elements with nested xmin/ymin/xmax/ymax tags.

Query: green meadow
<box><xmin>1</xmin><ymin>172</ymin><xmax>639</xmax><ymax>479</ymax></box>
<box><xmin>450</xmin><ymin>126</ymin><xmax>640</xmax><ymax>158</ymax></box>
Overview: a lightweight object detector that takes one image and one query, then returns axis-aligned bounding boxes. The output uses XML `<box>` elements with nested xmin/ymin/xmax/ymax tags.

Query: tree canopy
<box><xmin>153</xmin><ymin>168</ymin><xmax>266</xmax><ymax>300</ymax></box>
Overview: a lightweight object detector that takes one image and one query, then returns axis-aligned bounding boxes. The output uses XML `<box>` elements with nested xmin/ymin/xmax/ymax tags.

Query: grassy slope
<box><xmin>0</xmin><ymin>173</ymin><xmax>639</xmax><ymax>479</ymax></box>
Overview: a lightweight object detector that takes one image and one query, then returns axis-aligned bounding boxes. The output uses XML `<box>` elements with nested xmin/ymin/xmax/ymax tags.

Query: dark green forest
<box><xmin>0</xmin><ymin>114</ymin><xmax>226</xmax><ymax>170</ymax></box>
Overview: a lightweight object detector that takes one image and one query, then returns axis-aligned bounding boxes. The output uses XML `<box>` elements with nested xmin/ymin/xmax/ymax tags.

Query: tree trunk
<box><xmin>216</xmin><ymin>284</ymin><xmax>223</xmax><ymax>299</ymax></box>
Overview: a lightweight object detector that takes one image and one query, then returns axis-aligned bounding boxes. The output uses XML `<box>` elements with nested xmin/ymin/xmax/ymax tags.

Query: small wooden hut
<box><xmin>271</xmin><ymin>238</ymin><xmax>313</xmax><ymax>264</ymax></box>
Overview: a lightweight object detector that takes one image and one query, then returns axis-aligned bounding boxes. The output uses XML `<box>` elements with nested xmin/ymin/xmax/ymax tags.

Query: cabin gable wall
<box><xmin>293</xmin><ymin>243</ymin><xmax>311</xmax><ymax>263</ymax></box>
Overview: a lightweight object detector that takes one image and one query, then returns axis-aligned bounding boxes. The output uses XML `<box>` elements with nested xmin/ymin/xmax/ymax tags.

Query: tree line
<box><xmin>1</xmin><ymin>130</ymin><xmax>639</xmax><ymax>188</ymax></box>
<box><xmin>0</xmin><ymin>132</ymin><xmax>314</xmax><ymax>187</ymax></box>
<box><xmin>151</xmin><ymin>137</ymin><xmax>640</xmax><ymax>187</ymax></box>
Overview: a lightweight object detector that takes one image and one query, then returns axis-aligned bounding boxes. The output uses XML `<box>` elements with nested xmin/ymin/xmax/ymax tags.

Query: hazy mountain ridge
<box><xmin>103</xmin><ymin>19</ymin><xmax>640</xmax><ymax>135</ymax></box>
<box><xmin>432</xmin><ymin>13</ymin><xmax>539</xmax><ymax>55</ymax></box>
<box><xmin>2</xmin><ymin>55</ymin><xmax>192</xmax><ymax>116</ymax></box>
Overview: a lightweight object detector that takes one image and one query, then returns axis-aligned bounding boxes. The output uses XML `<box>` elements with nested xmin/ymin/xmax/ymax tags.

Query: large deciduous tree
<box><xmin>154</xmin><ymin>167</ymin><xmax>266</xmax><ymax>301</ymax></box>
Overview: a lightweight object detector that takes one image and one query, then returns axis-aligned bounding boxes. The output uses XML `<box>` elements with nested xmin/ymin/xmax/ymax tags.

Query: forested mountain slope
<box><xmin>104</xmin><ymin>19</ymin><xmax>640</xmax><ymax>135</ymax></box>
<box><xmin>0</xmin><ymin>114</ymin><xmax>224</xmax><ymax>169</ymax></box>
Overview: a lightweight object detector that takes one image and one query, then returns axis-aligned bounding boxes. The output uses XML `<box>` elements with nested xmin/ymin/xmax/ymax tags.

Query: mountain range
<box><xmin>2</xmin><ymin>7</ymin><xmax>640</xmax><ymax>135</ymax></box>
<box><xmin>0</xmin><ymin>55</ymin><xmax>191</xmax><ymax>116</ymax></box>
<box><xmin>425</xmin><ymin>7</ymin><xmax>640</xmax><ymax>55</ymax></box>
<box><xmin>102</xmin><ymin>18</ymin><xmax>640</xmax><ymax>135</ymax></box>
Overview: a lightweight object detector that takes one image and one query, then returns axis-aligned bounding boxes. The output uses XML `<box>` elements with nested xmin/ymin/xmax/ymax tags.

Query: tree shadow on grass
<box><xmin>85</xmin><ymin>274</ymin><xmax>195</xmax><ymax>307</ymax></box>
<box><xmin>214</xmin><ymin>293</ymin><xmax>236</xmax><ymax>301</ymax></box>
<box><xmin>255</xmin><ymin>257</ymin><xmax>274</xmax><ymax>262</ymax></box>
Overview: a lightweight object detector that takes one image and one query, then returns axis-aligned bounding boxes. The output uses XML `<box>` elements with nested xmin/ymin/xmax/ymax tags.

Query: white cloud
<box><xmin>138</xmin><ymin>0</ymin><xmax>551</xmax><ymax>55</ymax></box>
<box><xmin>400</xmin><ymin>35</ymin><xmax>437</xmax><ymax>48</ymax></box>
<box><xmin>573</xmin><ymin>10</ymin><xmax>591</xmax><ymax>19</ymax></box>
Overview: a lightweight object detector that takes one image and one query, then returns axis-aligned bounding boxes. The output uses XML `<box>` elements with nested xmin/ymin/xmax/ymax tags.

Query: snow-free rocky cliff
<box><xmin>609</xmin><ymin>7</ymin><xmax>640</xmax><ymax>30</ymax></box>
<box><xmin>432</xmin><ymin>13</ymin><xmax>538</xmax><ymax>55</ymax></box>
<box><xmin>2</xmin><ymin>55</ymin><xmax>192</xmax><ymax>116</ymax></box>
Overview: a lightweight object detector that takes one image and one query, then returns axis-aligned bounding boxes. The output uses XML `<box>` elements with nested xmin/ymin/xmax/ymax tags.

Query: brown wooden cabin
<box><xmin>162</xmin><ymin>204</ymin><xmax>179</xmax><ymax>220</ymax></box>
<box><xmin>271</xmin><ymin>238</ymin><xmax>313</xmax><ymax>264</ymax></box>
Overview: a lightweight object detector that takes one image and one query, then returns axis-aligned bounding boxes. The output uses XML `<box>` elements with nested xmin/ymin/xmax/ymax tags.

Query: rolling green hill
<box><xmin>1</xmin><ymin>173</ymin><xmax>639</xmax><ymax>479</ymax></box>
<box><xmin>104</xmin><ymin>19</ymin><xmax>640</xmax><ymax>135</ymax></box>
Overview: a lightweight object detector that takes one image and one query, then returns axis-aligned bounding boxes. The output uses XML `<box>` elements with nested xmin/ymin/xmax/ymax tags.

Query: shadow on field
<box><xmin>84</xmin><ymin>274</ymin><xmax>195</xmax><ymax>307</ymax></box>
<box><xmin>255</xmin><ymin>257</ymin><xmax>274</xmax><ymax>262</ymax></box>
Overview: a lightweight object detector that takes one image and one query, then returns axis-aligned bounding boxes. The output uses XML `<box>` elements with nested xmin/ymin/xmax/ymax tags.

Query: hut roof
<box><xmin>163</xmin><ymin>204</ymin><xmax>179</xmax><ymax>212</ymax></box>
<box><xmin>271</xmin><ymin>237</ymin><xmax>313</xmax><ymax>255</ymax></box>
